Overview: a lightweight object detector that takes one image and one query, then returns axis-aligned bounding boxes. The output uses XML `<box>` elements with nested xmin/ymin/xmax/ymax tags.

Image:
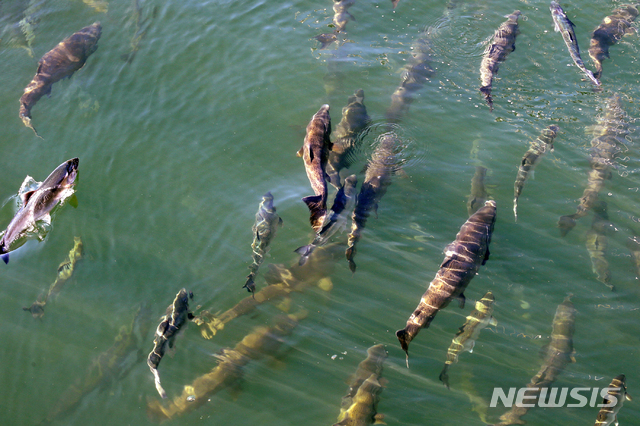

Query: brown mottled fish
<box><xmin>0</xmin><ymin>158</ymin><xmax>79</xmax><ymax>264</ymax></box>
<box><xmin>396</xmin><ymin>200</ymin><xmax>496</xmax><ymax>365</ymax></box>
<box><xmin>594</xmin><ymin>374</ymin><xmax>632</xmax><ymax>426</ymax></box>
<box><xmin>439</xmin><ymin>291</ymin><xmax>497</xmax><ymax>389</ymax></box>
<box><xmin>513</xmin><ymin>125</ymin><xmax>559</xmax><ymax>221</ymax></box>
<box><xmin>19</xmin><ymin>22</ymin><xmax>101</xmax><ymax>137</ymax></box>
<box><xmin>147</xmin><ymin>289</ymin><xmax>194</xmax><ymax>399</ymax></box>
<box><xmin>298</xmin><ymin>104</ymin><xmax>332</xmax><ymax>232</ymax></box>
<box><xmin>589</xmin><ymin>5</ymin><xmax>639</xmax><ymax>81</ymax></box>
<box><xmin>479</xmin><ymin>11</ymin><xmax>520</xmax><ymax>111</ymax></box>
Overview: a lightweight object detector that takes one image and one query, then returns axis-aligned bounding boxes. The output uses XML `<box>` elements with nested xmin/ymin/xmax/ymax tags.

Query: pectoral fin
<box><xmin>489</xmin><ymin>316</ymin><xmax>498</xmax><ymax>326</ymax></box>
<box><xmin>482</xmin><ymin>247</ymin><xmax>490</xmax><ymax>265</ymax></box>
<box><xmin>625</xmin><ymin>393</ymin><xmax>632</xmax><ymax>401</ymax></box>
<box><xmin>68</xmin><ymin>194</ymin><xmax>79</xmax><ymax>208</ymax></box>
<box><xmin>458</xmin><ymin>293</ymin><xmax>466</xmax><ymax>309</ymax></box>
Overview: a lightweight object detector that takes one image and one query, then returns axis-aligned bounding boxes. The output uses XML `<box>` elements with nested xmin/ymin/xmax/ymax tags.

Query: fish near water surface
<box><xmin>396</xmin><ymin>200</ymin><xmax>496</xmax><ymax>364</ymax></box>
<box><xmin>594</xmin><ymin>374</ymin><xmax>632</xmax><ymax>426</ymax></box>
<box><xmin>558</xmin><ymin>95</ymin><xmax>629</xmax><ymax>236</ymax></box>
<box><xmin>23</xmin><ymin>236</ymin><xmax>83</xmax><ymax>318</ymax></box>
<box><xmin>327</xmin><ymin>89</ymin><xmax>370</xmax><ymax>190</ymax></box>
<box><xmin>549</xmin><ymin>2</ymin><xmax>600</xmax><ymax>87</ymax></box>
<box><xmin>492</xmin><ymin>295</ymin><xmax>576</xmax><ymax>426</ymax></box>
<box><xmin>439</xmin><ymin>291</ymin><xmax>497</xmax><ymax>389</ymax></box>
<box><xmin>19</xmin><ymin>22</ymin><xmax>102</xmax><ymax>137</ymax></box>
<box><xmin>298</xmin><ymin>104</ymin><xmax>332</xmax><ymax>232</ymax></box>
<box><xmin>513</xmin><ymin>125</ymin><xmax>559</xmax><ymax>221</ymax></box>
<box><xmin>589</xmin><ymin>5</ymin><xmax>639</xmax><ymax>81</ymax></box>
<box><xmin>346</xmin><ymin>132</ymin><xmax>404</xmax><ymax>273</ymax></box>
<box><xmin>147</xmin><ymin>288</ymin><xmax>194</xmax><ymax>399</ymax></box>
<box><xmin>0</xmin><ymin>157</ymin><xmax>79</xmax><ymax>264</ymax></box>
<box><xmin>296</xmin><ymin>174</ymin><xmax>356</xmax><ymax>266</ymax></box>
<box><xmin>243</xmin><ymin>192</ymin><xmax>283</xmax><ymax>294</ymax></box>
<box><xmin>479</xmin><ymin>10</ymin><xmax>520</xmax><ymax>112</ymax></box>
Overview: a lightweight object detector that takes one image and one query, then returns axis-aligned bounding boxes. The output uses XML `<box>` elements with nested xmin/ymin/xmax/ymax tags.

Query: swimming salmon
<box><xmin>589</xmin><ymin>5</ymin><xmax>639</xmax><ymax>80</ymax></box>
<box><xmin>585</xmin><ymin>201</ymin><xmax>614</xmax><ymax>291</ymax></box>
<box><xmin>396</xmin><ymin>200</ymin><xmax>496</xmax><ymax>364</ymax></box>
<box><xmin>594</xmin><ymin>374</ymin><xmax>632</xmax><ymax>426</ymax></box>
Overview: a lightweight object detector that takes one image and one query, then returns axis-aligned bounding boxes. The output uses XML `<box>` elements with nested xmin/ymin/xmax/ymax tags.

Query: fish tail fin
<box><xmin>479</xmin><ymin>86</ymin><xmax>493</xmax><ymax>111</ymax></box>
<box><xmin>243</xmin><ymin>276</ymin><xmax>256</xmax><ymax>294</ymax></box>
<box><xmin>151</xmin><ymin>367</ymin><xmax>167</xmax><ymax>399</ymax></box>
<box><xmin>513</xmin><ymin>197</ymin><xmax>518</xmax><ymax>222</ymax></box>
<box><xmin>439</xmin><ymin>364</ymin><xmax>451</xmax><ymax>389</ymax></box>
<box><xmin>1</xmin><ymin>244</ymin><xmax>9</xmax><ymax>264</ymax></box>
<box><xmin>345</xmin><ymin>245</ymin><xmax>357</xmax><ymax>273</ymax></box>
<box><xmin>391</xmin><ymin>0</ymin><xmax>400</xmax><ymax>8</ymax></box>
<box><xmin>558</xmin><ymin>214</ymin><xmax>577</xmax><ymax>236</ymax></box>
<box><xmin>294</xmin><ymin>244</ymin><xmax>315</xmax><ymax>266</ymax></box>
<box><xmin>20</xmin><ymin>114</ymin><xmax>43</xmax><ymax>140</ymax></box>
<box><xmin>302</xmin><ymin>195</ymin><xmax>326</xmax><ymax>232</ymax></box>
<box><xmin>395</xmin><ymin>328</ymin><xmax>410</xmax><ymax>364</ymax></box>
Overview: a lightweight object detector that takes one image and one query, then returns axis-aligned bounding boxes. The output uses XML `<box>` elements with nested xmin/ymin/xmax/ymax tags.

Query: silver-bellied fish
<box><xmin>396</xmin><ymin>200</ymin><xmax>496</xmax><ymax>365</ymax></box>
<box><xmin>585</xmin><ymin>201</ymin><xmax>614</xmax><ymax>291</ymax></box>
<box><xmin>298</xmin><ymin>105</ymin><xmax>332</xmax><ymax>232</ymax></box>
<box><xmin>439</xmin><ymin>291</ymin><xmax>497</xmax><ymax>389</ymax></box>
<box><xmin>23</xmin><ymin>236</ymin><xmax>83</xmax><ymax>318</ymax></box>
<box><xmin>147</xmin><ymin>289</ymin><xmax>194</xmax><ymax>399</ymax></box>
<box><xmin>549</xmin><ymin>1</ymin><xmax>600</xmax><ymax>86</ymax></box>
<box><xmin>558</xmin><ymin>95</ymin><xmax>629</xmax><ymax>236</ymax></box>
<box><xmin>479</xmin><ymin>10</ymin><xmax>521</xmax><ymax>111</ymax></box>
<box><xmin>589</xmin><ymin>5</ymin><xmax>639</xmax><ymax>81</ymax></box>
<box><xmin>594</xmin><ymin>374</ymin><xmax>632</xmax><ymax>426</ymax></box>
<box><xmin>327</xmin><ymin>89</ymin><xmax>370</xmax><ymax>190</ymax></box>
<box><xmin>19</xmin><ymin>22</ymin><xmax>102</xmax><ymax>137</ymax></box>
<box><xmin>492</xmin><ymin>294</ymin><xmax>576</xmax><ymax>426</ymax></box>
<box><xmin>243</xmin><ymin>192</ymin><xmax>283</xmax><ymax>294</ymax></box>
<box><xmin>148</xmin><ymin>310</ymin><xmax>307</xmax><ymax>421</ymax></box>
<box><xmin>513</xmin><ymin>125</ymin><xmax>559</xmax><ymax>221</ymax></box>
<box><xmin>296</xmin><ymin>174</ymin><xmax>356</xmax><ymax>266</ymax></box>
<box><xmin>346</xmin><ymin>132</ymin><xmax>404</xmax><ymax>273</ymax></box>
<box><xmin>0</xmin><ymin>158</ymin><xmax>79</xmax><ymax>264</ymax></box>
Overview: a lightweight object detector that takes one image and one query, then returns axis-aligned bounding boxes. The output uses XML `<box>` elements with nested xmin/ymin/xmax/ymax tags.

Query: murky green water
<box><xmin>1</xmin><ymin>0</ymin><xmax>640</xmax><ymax>425</ymax></box>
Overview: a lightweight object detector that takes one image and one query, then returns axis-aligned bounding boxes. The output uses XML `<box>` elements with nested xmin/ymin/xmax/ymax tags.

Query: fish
<box><xmin>492</xmin><ymin>294</ymin><xmax>576</xmax><ymax>426</ymax></box>
<box><xmin>513</xmin><ymin>125</ymin><xmax>559</xmax><ymax>221</ymax></box>
<box><xmin>243</xmin><ymin>192</ymin><xmax>283</xmax><ymax>294</ymax></box>
<box><xmin>333</xmin><ymin>374</ymin><xmax>386</xmax><ymax>426</ymax></box>
<box><xmin>23</xmin><ymin>236</ymin><xmax>83</xmax><ymax>318</ymax></box>
<box><xmin>147</xmin><ymin>289</ymin><xmax>194</xmax><ymax>399</ymax></box>
<box><xmin>439</xmin><ymin>291</ymin><xmax>497</xmax><ymax>389</ymax></box>
<box><xmin>148</xmin><ymin>310</ymin><xmax>307</xmax><ymax>420</ymax></box>
<box><xmin>589</xmin><ymin>5</ymin><xmax>639</xmax><ymax>81</ymax></box>
<box><xmin>549</xmin><ymin>2</ymin><xmax>600</xmax><ymax>86</ymax></box>
<box><xmin>19</xmin><ymin>22</ymin><xmax>101</xmax><ymax>137</ymax></box>
<box><xmin>467</xmin><ymin>166</ymin><xmax>489</xmax><ymax>216</ymax></box>
<box><xmin>341</xmin><ymin>344</ymin><xmax>387</xmax><ymax>405</ymax></box>
<box><xmin>558</xmin><ymin>95</ymin><xmax>629</xmax><ymax>236</ymax></box>
<box><xmin>296</xmin><ymin>174</ymin><xmax>357</xmax><ymax>266</ymax></box>
<box><xmin>121</xmin><ymin>0</ymin><xmax>157</xmax><ymax>63</ymax></box>
<box><xmin>346</xmin><ymin>132</ymin><xmax>404</xmax><ymax>273</ymax></box>
<box><xmin>315</xmin><ymin>32</ymin><xmax>338</xmax><ymax>50</ymax></box>
<box><xmin>386</xmin><ymin>34</ymin><xmax>436</xmax><ymax>122</ymax></box>
<box><xmin>594</xmin><ymin>374</ymin><xmax>632</xmax><ymax>426</ymax></box>
<box><xmin>396</xmin><ymin>200</ymin><xmax>496</xmax><ymax>365</ymax></box>
<box><xmin>479</xmin><ymin>10</ymin><xmax>520</xmax><ymax>111</ymax></box>
<box><xmin>333</xmin><ymin>0</ymin><xmax>356</xmax><ymax>33</ymax></box>
<box><xmin>391</xmin><ymin>0</ymin><xmax>400</xmax><ymax>9</ymax></box>
<box><xmin>298</xmin><ymin>104</ymin><xmax>332</xmax><ymax>232</ymax></box>
<box><xmin>39</xmin><ymin>303</ymin><xmax>152</xmax><ymax>424</ymax></box>
<box><xmin>327</xmin><ymin>89</ymin><xmax>370</xmax><ymax>190</ymax></box>
<box><xmin>0</xmin><ymin>158</ymin><xmax>79</xmax><ymax>264</ymax></box>
<box><xmin>585</xmin><ymin>201</ymin><xmax>614</xmax><ymax>291</ymax></box>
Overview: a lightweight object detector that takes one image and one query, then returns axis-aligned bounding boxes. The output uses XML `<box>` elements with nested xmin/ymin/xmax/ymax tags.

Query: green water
<box><xmin>1</xmin><ymin>0</ymin><xmax>640</xmax><ymax>424</ymax></box>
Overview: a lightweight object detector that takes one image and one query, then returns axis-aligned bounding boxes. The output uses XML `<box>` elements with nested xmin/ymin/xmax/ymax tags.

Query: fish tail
<box><xmin>151</xmin><ymin>367</ymin><xmax>168</xmax><ymax>399</ymax></box>
<box><xmin>439</xmin><ymin>364</ymin><xmax>451</xmax><ymax>389</ymax></box>
<box><xmin>513</xmin><ymin>197</ymin><xmax>518</xmax><ymax>222</ymax></box>
<box><xmin>345</xmin><ymin>245</ymin><xmax>357</xmax><ymax>273</ymax></box>
<box><xmin>243</xmin><ymin>275</ymin><xmax>256</xmax><ymax>294</ymax></box>
<box><xmin>395</xmin><ymin>328</ymin><xmax>411</xmax><ymax>362</ymax></box>
<box><xmin>480</xmin><ymin>86</ymin><xmax>493</xmax><ymax>111</ymax></box>
<box><xmin>294</xmin><ymin>244</ymin><xmax>315</xmax><ymax>266</ymax></box>
<box><xmin>20</xmin><ymin>114</ymin><xmax>43</xmax><ymax>139</ymax></box>
<box><xmin>558</xmin><ymin>214</ymin><xmax>577</xmax><ymax>236</ymax></box>
<box><xmin>1</xmin><ymin>252</ymin><xmax>8</xmax><ymax>264</ymax></box>
<box><xmin>302</xmin><ymin>195</ymin><xmax>326</xmax><ymax>232</ymax></box>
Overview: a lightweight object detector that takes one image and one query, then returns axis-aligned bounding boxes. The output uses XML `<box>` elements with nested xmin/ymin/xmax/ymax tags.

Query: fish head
<box><xmin>53</xmin><ymin>158</ymin><xmax>79</xmax><ymax>189</ymax></box>
<box><xmin>82</xmin><ymin>22</ymin><xmax>102</xmax><ymax>55</ymax></box>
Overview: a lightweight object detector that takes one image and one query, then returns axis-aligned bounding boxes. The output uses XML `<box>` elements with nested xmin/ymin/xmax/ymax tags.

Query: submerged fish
<box><xmin>346</xmin><ymin>132</ymin><xmax>404</xmax><ymax>273</ymax></box>
<box><xmin>19</xmin><ymin>22</ymin><xmax>102</xmax><ymax>137</ymax></box>
<box><xmin>589</xmin><ymin>5</ymin><xmax>639</xmax><ymax>81</ymax></box>
<box><xmin>148</xmin><ymin>310</ymin><xmax>307</xmax><ymax>420</ymax></box>
<box><xmin>121</xmin><ymin>0</ymin><xmax>157</xmax><ymax>63</ymax></box>
<box><xmin>147</xmin><ymin>289</ymin><xmax>194</xmax><ymax>399</ymax></box>
<box><xmin>296</xmin><ymin>174</ymin><xmax>356</xmax><ymax>266</ymax></box>
<box><xmin>333</xmin><ymin>0</ymin><xmax>356</xmax><ymax>33</ymax></box>
<box><xmin>585</xmin><ymin>201</ymin><xmax>614</xmax><ymax>291</ymax></box>
<box><xmin>298</xmin><ymin>104</ymin><xmax>332</xmax><ymax>232</ymax></box>
<box><xmin>558</xmin><ymin>95</ymin><xmax>629</xmax><ymax>236</ymax></box>
<box><xmin>467</xmin><ymin>166</ymin><xmax>489</xmax><ymax>217</ymax></box>
<box><xmin>0</xmin><ymin>158</ymin><xmax>79</xmax><ymax>264</ymax></box>
<box><xmin>327</xmin><ymin>89</ymin><xmax>370</xmax><ymax>189</ymax></box>
<box><xmin>342</xmin><ymin>344</ymin><xmax>387</xmax><ymax>404</ymax></box>
<box><xmin>439</xmin><ymin>291</ymin><xmax>497</xmax><ymax>389</ymax></box>
<box><xmin>333</xmin><ymin>374</ymin><xmax>386</xmax><ymax>426</ymax></box>
<box><xmin>243</xmin><ymin>192</ymin><xmax>283</xmax><ymax>294</ymax></box>
<box><xmin>513</xmin><ymin>125</ymin><xmax>559</xmax><ymax>221</ymax></box>
<box><xmin>493</xmin><ymin>295</ymin><xmax>576</xmax><ymax>426</ymax></box>
<box><xmin>549</xmin><ymin>2</ymin><xmax>600</xmax><ymax>86</ymax></box>
<box><xmin>479</xmin><ymin>10</ymin><xmax>520</xmax><ymax>111</ymax></box>
<box><xmin>396</xmin><ymin>200</ymin><xmax>496</xmax><ymax>364</ymax></box>
<box><xmin>23</xmin><ymin>236</ymin><xmax>83</xmax><ymax>318</ymax></box>
<box><xmin>594</xmin><ymin>374</ymin><xmax>632</xmax><ymax>426</ymax></box>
